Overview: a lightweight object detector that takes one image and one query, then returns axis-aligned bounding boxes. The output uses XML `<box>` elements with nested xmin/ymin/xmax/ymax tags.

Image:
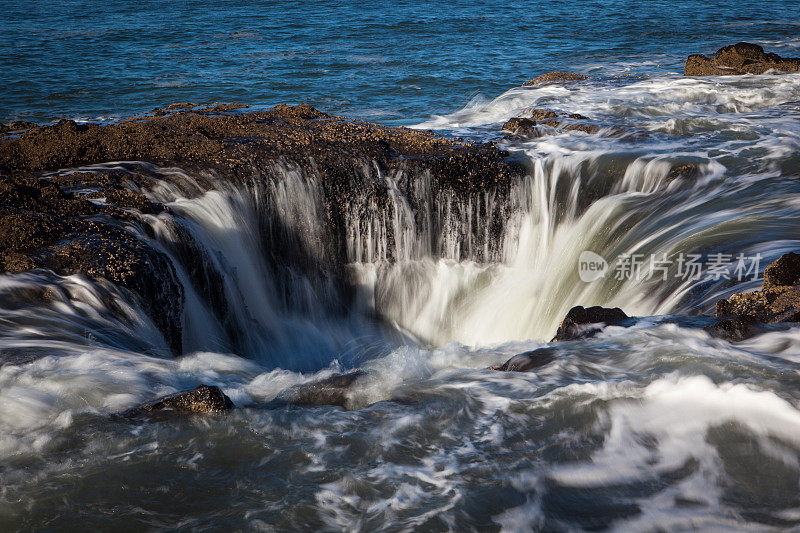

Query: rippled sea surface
<box><xmin>2</xmin><ymin>0</ymin><xmax>800</xmax><ymax>124</ymax></box>
<box><xmin>4</xmin><ymin>1</ymin><xmax>800</xmax><ymax>532</ymax></box>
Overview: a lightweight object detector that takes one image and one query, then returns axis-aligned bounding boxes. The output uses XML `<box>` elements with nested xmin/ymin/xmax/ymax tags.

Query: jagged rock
<box><xmin>763</xmin><ymin>252</ymin><xmax>800</xmax><ymax>288</ymax></box>
<box><xmin>685</xmin><ymin>42</ymin><xmax>800</xmax><ymax>76</ymax></box>
<box><xmin>280</xmin><ymin>370</ymin><xmax>366</xmax><ymax>408</ymax></box>
<box><xmin>552</xmin><ymin>305</ymin><xmax>630</xmax><ymax>341</ymax></box>
<box><xmin>502</xmin><ymin>114</ymin><xmax>600</xmax><ymax>138</ymax></box>
<box><xmin>716</xmin><ymin>252</ymin><xmax>800</xmax><ymax>323</ymax></box>
<box><xmin>489</xmin><ymin>347</ymin><xmax>556</xmax><ymax>372</ymax></box>
<box><xmin>124</xmin><ymin>384</ymin><xmax>235</xmax><ymax>418</ymax></box>
<box><xmin>0</xmin><ymin>173</ymin><xmax>183</xmax><ymax>352</ymax></box>
<box><xmin>8</xmin><ymin>120</ymin><xmax>37</xmax><ymax>131</ymax></box>
<box><xmin>666</xmin><ymin>163</ymin><xmax>700</xmax><ymax>182</ymax></box>
<box><xmin>0</xmin><ymin>103</ymin><xmax>525</xmax><ymax>351</ymax></box>
<box><xmin>703</xmin><ymin>315</ymin><xmax>769</xmax><ymax>342</ymax></box>
<box><xmin>502</xmin><ymin>117</ymin><xmax>540</xmax><ymax>136</ymax></box>
<box><xmin>526</xmin><ymin>109</ymin><xmax>560</xmax><ymax>121</ymax></box>
<box><xmin>684</xmin><ymin>55</ymin><xmax>743</xmax><ymax>76</ymax></box>
<box><xmin>165</xmin><ymin>102</ymin><xmax>198</xmax><ymax>110</ymax></box>
<box><xmin>523</xmin><ymin>72</ymin><xmax>589</xmax><ymax>86</ymax></box>
<box><xmin>501</xmin><ymin>108</ymin><xmax>638</xmax><ymax>139</ymax></box>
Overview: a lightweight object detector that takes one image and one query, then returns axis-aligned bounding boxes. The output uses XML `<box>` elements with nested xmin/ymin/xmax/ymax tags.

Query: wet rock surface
<box><xmin>490</xmin><ymin>347</ymin><xmax>557</xmax><ymax>372</ymax></box>
<box><xmin>703</xmin><ymin>315</ymin><xmax>771</xmax><ymax>342</ymax></box>
<box><xmin>716</xmin><ymin>252</ymin><xmax>800</xmax><ymax>324</ymax></box>
<box><xmin>685</xmin><ymin>42</ymin><xmax>800</xmax><ymax>76</ymax></box>
<box><xmin>502</xmin><ymin>112</ymin><xmax>600</xmax><ymax>137</ymax></box>
<box><xmin>501</xmin><ymin>108</ymin><xmax>641</xmax><ymax>139</ymax></box>
<box><xmin>552</xmin><ymin>305</ymin><xmax>630</xmax><ymax>341</ymax></box>
<box><xmin>523</xmin><ymin>72</ymin><xmax>589</xmax><ymax>86</ymax></box>
<box><xmin>124</xmin><ymin>384</ymin><xmax>235</xmax><ymax>418</ymax></box>
<box><xmin>0</xmin><ymin>104</ymin><xmax>524</xmax><ymax>352</ymax></box>
<box><xmin>279</xmin><ymin>370</ymin><xmax>366</xmax><ymax>408</ymax></box>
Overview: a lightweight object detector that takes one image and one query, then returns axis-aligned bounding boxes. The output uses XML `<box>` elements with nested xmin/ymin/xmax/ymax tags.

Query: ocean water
<box><xmin>4</xmin><ymin>1</ymin><xmax>800</xmax><ymax>531</ymax></box>
<box><xmin>2</xmin><ymin>0</ymin><xmax>800</xmax><ymax>125</ymax></box>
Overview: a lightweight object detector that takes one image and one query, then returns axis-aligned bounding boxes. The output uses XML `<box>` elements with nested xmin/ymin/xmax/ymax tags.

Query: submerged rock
<box><xmin>552</xmin><ymin>305</ymin><xmax>630</xmax><ymax>341</ymax></box>
<box><xmin>523</xmin><ymin>72</ymin><xmax>589</xmax><ymax>86</ymax></box>
<box><xmin>124</xmin><ymin>384</ymin><xmax>235</xmax><ymax>418</ymax></box>
<box><xmin>501</xmin><ymin>108</ymin><xmax>641</xmax><ymax>139</ymax></box>
<box><xmin>703</xmin><ymin>315</ymin><xmax>769</xmax><ymax>342</ymax></box>
<box><xmin>685</xmin><ymin>42</ymin><xmax>800</xmax><ymax>76</ymax></box>
<box><xmin>489</xmin><ymin>347</ymin><xmax>557</xmax><ymax>372</ymax></box>
<box><xmin>280</xmin><ymin>370</ymin><xmax>366</xmax><ymax>408</ymax></box>
<box><xmin>502</xmin><ymin>114</ymin><xmax>600</xmax><ymax>138</ymax></box>
<box><xmin>716</xmin><ymin>252</ymin><xmax>800</xmax><ymax>323</ymax></box>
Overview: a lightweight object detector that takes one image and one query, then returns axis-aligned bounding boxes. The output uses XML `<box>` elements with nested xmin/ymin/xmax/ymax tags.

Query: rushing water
<box><xmin>4</xmin><ymin>2</ymin><xmax>800</xmax><ymax>531</ymax></box>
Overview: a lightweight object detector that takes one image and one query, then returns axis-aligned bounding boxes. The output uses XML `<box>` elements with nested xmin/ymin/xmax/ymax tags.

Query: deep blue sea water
<box><xmin>2</xmin><ymin>0</ymin><xmax>800</xmax><ymax>125</ymax></box>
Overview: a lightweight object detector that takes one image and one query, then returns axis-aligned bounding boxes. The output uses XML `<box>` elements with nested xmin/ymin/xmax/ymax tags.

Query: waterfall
<box><xmin>4</xmin><ymin>134</ymin><xmax>800</xmax><ymax>371</ymax></box>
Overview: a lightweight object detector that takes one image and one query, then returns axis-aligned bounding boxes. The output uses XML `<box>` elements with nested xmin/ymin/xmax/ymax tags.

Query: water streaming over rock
<box><xmin>4</xmin><ymin>63</ymin><xmax>800</xmax><ymax>531</ymax></box>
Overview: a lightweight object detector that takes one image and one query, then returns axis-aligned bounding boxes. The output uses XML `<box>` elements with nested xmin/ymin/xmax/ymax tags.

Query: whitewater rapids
<box><xmin>3</xmin><ymin>72</ymin><xmax>800</xmax><ymax>530</ymax></box>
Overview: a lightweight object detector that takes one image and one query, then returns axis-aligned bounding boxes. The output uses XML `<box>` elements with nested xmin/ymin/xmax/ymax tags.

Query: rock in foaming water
<box><xmin>278</xmin><ymin>370</ymin><xmax>367</xmax><ymax>409</ymax></box>
<box><xmin>490</xmin><ymin>306</ymin><xmax>630</xmax><ymax>372</ymax></box>
<box><xmin>703</xmin><ymin>315</ymin><xmax>771</xmax><ymax>342</ymax></box>
<box><xmin>552</xmin><ymin>305</ymin><xmax>630</xmax><ymax>341</ymax></box>
<box><xmin>523</xmin><ymin>71</ymin><xmax>589</xmax><ymax>86</ymax></box>
<box><xmin>716</xmin><ymin>252</ymin><xmax>800</xmax><ymax>323</ymax></box>
<box><xmin>685</xmin><ymin>42</ymin><xmax>800</xmax><ymax>76</ymax></box>
<box><xmin>489</xmin><ymin>347</ymin><xmax>557</xmax><ymax>372</ymax></box>
<box><xmin>124</xmin><ymin>384</ymin><xmax>235</xmax><ymax>418</ymax></box>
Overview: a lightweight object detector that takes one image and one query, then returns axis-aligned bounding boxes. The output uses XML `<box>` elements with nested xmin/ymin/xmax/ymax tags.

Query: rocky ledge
<box><xmin>0</xmin><ymin>104</ymin><xmax>524</xmax><ymax>352</ymax></box>
<box><xmin>685</xmin><ymin>42</ymin><xmax>800</xmax><ymax>76</ymax></box>
<box><xmin>716</xmin><ymin>252</ymin><xmax>800</xmax><ymax>323</ymax></box>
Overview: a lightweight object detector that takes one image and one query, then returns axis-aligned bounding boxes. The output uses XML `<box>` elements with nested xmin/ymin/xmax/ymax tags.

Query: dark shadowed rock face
<box><xmin>0</xmin><ymin>172</ymin><xmax>184</xmax><ymax>352</ymax></box>
<box><xmin>685</xmin><ymin>43</ymin><xmax>800</xmax><ymax>76</ymax></box>
<box><xmin>124</xmin><ymin>384</ymin><xmax>235</xmax><ymax>418</ymax></box>
<box><xmin>703</xmin><ymin>315</ymin><xmax>769</xmax><ymax>342</ymax></box>
<box><xmin>489</xmin><ymin>347</ymin><xmax>557</xmax><ymax>372</ymax></box>
<box><xmin>763</xmin><ymin>252</ymin><xmax>800</xmax><ymax>288</ymax></box>
<box><xmin>0</xmin><ymin>104</ymin><xmax>524</xmax><ymax>354</ymax></box>
<box><xmin>716</xmin><ymin>252</ymin><xmax>800</xmax><ymax>324</ymax></box>
<box><xmin>552</xmin><ymin>305</ymin><xmax>630</xmax><ymax>341</ymax></box>
<box><xmin>523</xmin><ymin>72</ymin><xmax>589</xmax><ymax>86</ymax></box>
<box><xmin>5</xmin><ymin>121</ymin><xmax>38</xmax><ymax>133</ymax></box>
<box><xmin>280</xmin><ymin>371</ymin><xmax>366</xmax><ymax>408</ymax></box>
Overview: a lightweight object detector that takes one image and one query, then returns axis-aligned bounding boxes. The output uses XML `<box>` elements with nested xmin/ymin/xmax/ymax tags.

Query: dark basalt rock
<box><xmin>0</xmin><ymin>172</ymin><xmax>183</xmax><ymax>352</ymax></box>
<box><xmin>716</xmin><ymin>252</ymin><xmax>800</xmax><ymax>323</ymax></box>
<box><xmin>280</xmin><ymin>370</ymin><xmax>366</xmax><ymax>408</ymax></box>
<box><xmin>763</xmin><ymin>252</ymin><xmax>800</xmax><ymax>288</ymax></box>
<box><xmin>0</xmin><ymin>103</ymin><xmax>524</xmax><ymax>353</ymax></box>
<box><xmin>684</xmin><ymin>55</ymin><xmax>743</xmax><ymax>76</ymax></box>
<box><xmin>124</xmin><ymin>384</ymin><xmax>235</xmax><ymax>418</ymax></box>
<box><xmin>552</xmin><ymin>305</ymin><xmax>630</xmax><ymax>341</ymax></box>
<box><xmin>666</xmin><ymin>163</ymin><xmax>700</xmax><ymax>182</ymax></box>
<box><xmin>501</xmin><ymin>108</ymin><xmax>640</xmax><ymax>139</ymax></box>
<box><xmin>685</xmin><ymin>42</ymin><xmax>800</xmax><ymax>76</ymax></box>
<box><xmin>165</xmin><ymin>102</ymin><xmax>198</xmax><ymax>110</ymax></box>
<box><xmin>523</xmin><ymin>72</ymin><xmax>589</xmax><ymax>86</ymax></box>
<box><xmin>703</xmin><ymin>315</ymin><xmax>769</xmax><ymax>342</ymax></box>
<box><xmin>502</xmin><ymin>115</ymin><xmax>601</xmax><ymax>138</ymax></box>
<box><xmin>489</xmin><ymin>347</ymin><xmax>557</xmax><ymax>372</ymax></box>
<box><xmin>7</xmin><ymin>120</ymin><xmax>38</xmax><ymax>132</ymax></box>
